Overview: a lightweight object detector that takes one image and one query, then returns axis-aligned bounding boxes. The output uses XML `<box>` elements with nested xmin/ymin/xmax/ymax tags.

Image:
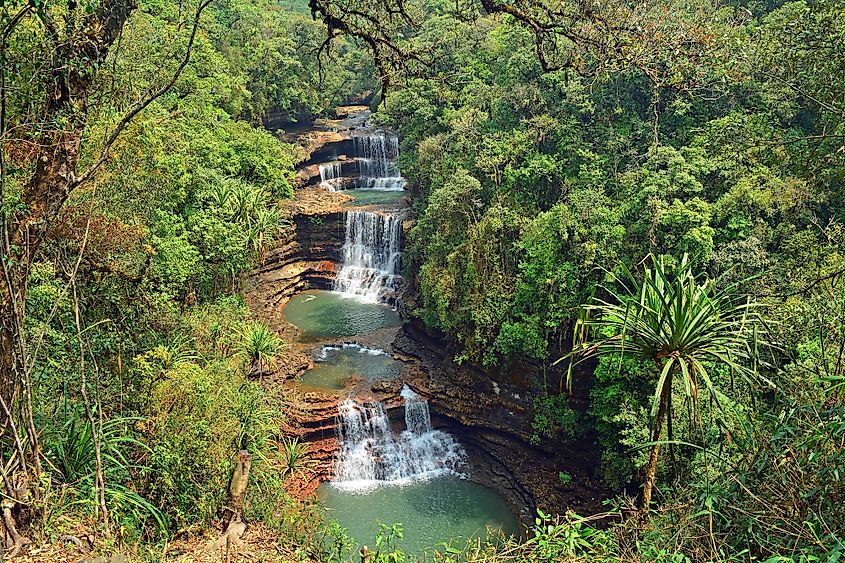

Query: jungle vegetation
<box><xmin>1</xmin><ymin>0</ymin><xmax>843</xmax><ymax>561</ymax></box>
<box><xmin>311</xmin><ymin>0</ymin><xmax>845</xmax><ymax>559</ymax></box>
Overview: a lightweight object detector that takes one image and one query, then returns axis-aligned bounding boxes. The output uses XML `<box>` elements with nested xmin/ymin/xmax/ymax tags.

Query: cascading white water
<box><xmin>334</xmin><ymin>210</ymin><xmax>403</xmax><ymax>302</ymax></box>
<box><xmin>316</xmin><ymin>343</ymin><xmax>389</xmax><ymax>361</ymax></box>
<box><xmin>318</xmin><ymin>161</ymin><xmax>343</xmax><ymax>191</ymax></box>
<box><xmin>402</xmin><ymin>385</ymin><xmax>432</xmax><ymax>435</ymax></box>
<box><xmin>332</xmin><ymin>386</ymin><xmax>465</xmax><ymax>493</ymax></box>
<box><xmin>353</xmin><ymin>133</ymin><xmax>405</xmax><ymax>191</ymax></box>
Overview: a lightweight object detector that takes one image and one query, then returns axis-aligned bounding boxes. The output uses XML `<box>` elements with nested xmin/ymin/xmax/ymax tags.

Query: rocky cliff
<box><xmin>393</xmin><ymin>319</ymin><xmax>610</xmax><ymax>523</ymax></box>
<box><xmin>246</xmin><ymin>211</ymin><xmax>344</xmax><ymax>318</ymax></box>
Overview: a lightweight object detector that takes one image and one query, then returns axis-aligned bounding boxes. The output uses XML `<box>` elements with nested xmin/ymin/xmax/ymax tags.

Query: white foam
<box><xmin>332</xmin><ymin>388</ymin><xmax>466</xmax><ymax>494</ymax></box>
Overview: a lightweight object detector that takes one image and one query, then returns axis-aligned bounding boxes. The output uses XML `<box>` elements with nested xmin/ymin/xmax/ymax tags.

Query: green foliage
<box><xmin>445</xmin><ymin>510</ymin><xmax>615</xmax><ymax>562</ymax></box>
<box><xmin>4</xmin><ymin>0</ymin><xmax>340</xmax><ymax>540</ymax></box>
<box><xmin>43</xmin><ymin>412</ymin><xmax>171</xmax><ymax>536</ymax></box>
<box><xmin>9</xmin><ymin>0</ymin><xmax>845</xmax><ymax>559</ymax></box>
<box><xmin>47</xmin><ymin>412</ymin><xmax>142</xmax><ymax>486</ymax></box>
<box><xmin>567</xmin><ymin>254</ymin><xmax>770</xmax><ymax>508</ymax></box>
<box><xmin>523</xmin><ymin>510</ymin><xmax>612</xmax><ymax>560</ymax></box>
<box><xmin>589</xmin><ymin>354</ymin><xmax>654</xmax><ymax>487</ymax></box>
<box><xmin>530</xmin><ymin>393</ymin><xmax>581</xmax><ymax>445</ymax></box>
<box><xmin>568</xmin><ymin>254</ymin><xmax>769</xmax><ymax>407</ymax></box>
<box><xmin>372</xmin><ymin>523</ymin><xmax>407</xmax><ymax>563</ymax></box>
<box><xmin>381</xmin><ymin>0</ymin><xmax>845</xmax><ymax>382</ymax></box>
<box><xmin>277</xmin><ymin>437</ymin><xmax>318</xmax><ymax>480</ymax></box>
<box><xmin>138</xmin><ymin>359</ymin><xmax>236</xmax><ymax>527</ymax></box>
<box><xmin>236</xmin><ymin>321</ymin><xmax>285</xmax><ymax>376</ymax></box>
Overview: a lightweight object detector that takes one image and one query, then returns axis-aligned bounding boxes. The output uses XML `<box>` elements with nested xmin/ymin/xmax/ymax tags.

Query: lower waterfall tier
<box><xmin>332</xmin><ymin>387</ymin><xmax>466</xmax><ymax>493</ymax></box>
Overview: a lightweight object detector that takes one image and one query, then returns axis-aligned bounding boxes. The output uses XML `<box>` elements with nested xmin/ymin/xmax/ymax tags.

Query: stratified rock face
<box><xmin>296</xmin><ymin>140</ymin><xmax>358</xmax><ymax>187</ymax></box>
<box><xmin>286</xmin><ymin>382</ymin><xmax>410</xmax><ymax>499</ymax></box>
<box><xmin>245</xmin><ymin>212</ymin><xmax>344</xmax><ymax>312</ymax></box>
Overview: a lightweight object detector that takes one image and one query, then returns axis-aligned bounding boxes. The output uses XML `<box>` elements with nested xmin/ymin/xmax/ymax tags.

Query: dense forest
<box><xmin>1</xmin><ymin>0</ymin><xmax>843</xmax><ymax>561</ymax></box>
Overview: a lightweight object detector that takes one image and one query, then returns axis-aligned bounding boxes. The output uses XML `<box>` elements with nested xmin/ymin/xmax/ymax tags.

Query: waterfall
<box><xmin>319</xmin><ymin>161</ymin><xmax>343</xmax><ymax>191</ymax></box>
<box><xmin>332</xmin><ymin>386</ymin><xmax>465</xmax><ymax>492</ymax></box>
<box><xmin>334</xmin><ymin>210</ymin><xmax>403</xmax><ymax>302</ymax></box>
<box><xmin>317</xmin><ymin>343</ymin><xmax>388</xmax><ymax>361</ymax></box>
<box><xmin>402</xmin><ymin>385</ymin><xmax>432</xmax><ymax>435</ymax></box>
<box><xmin>353</xmin><ymin>133</ymin><xmax>405</xmax><ymax>191</ymax></box>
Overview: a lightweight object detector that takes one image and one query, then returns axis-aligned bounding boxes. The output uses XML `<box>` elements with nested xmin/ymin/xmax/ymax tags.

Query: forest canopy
<box><xmin>1</xmin><ymin>0</ymin><xmax>843</xmax><ymax>560</ymax></box>
<box><xmin>307</xmin><ymin>0</ymin><xmax>845</xmax><ymax>558</ymax></box>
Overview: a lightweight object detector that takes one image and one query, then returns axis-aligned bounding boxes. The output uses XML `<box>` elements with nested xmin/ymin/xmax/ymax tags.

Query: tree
<box><xmin>308</xmin><ymin>0</ymin><xmax>745</xmax><ymax>149</ymax></box>
<box><xmin>565</xmin><ymin>254</ymin><xmax>769</xmax><ymax>510</ymax></box>
<box><xmin>0</xmin><ymin>0</ymin><xmax>210</xmax><ymax>551</ymax></box>
<box><xmin>236</xmin><ymin>322</ymin><xmax>284</xmax><ymax>378</ymax></box>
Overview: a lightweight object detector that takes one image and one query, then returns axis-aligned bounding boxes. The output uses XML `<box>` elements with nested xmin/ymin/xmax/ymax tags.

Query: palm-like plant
<box><xmin>236</xmin><ymin>322</ymin><xmax>285</xmax><ymax>377</ymax></box>
<box><xmin>45</xmin><ymin>411</ymin><xmax>170</xmax><ymax>533</ymax></box>
<box><xmin>245</xmin><ymin>206</ymin><xmax>283</xmax><ymax>255</ymax></box>
<box><xmin>207</xmin><ymin>180</ymin><xmax>232</xmax><ymax>210</ymax></box>
<box><xmin>278</xmin><ymin>436</ymin><xmax>318</xmax><ymax>480</ymax></box>
<box><xmin>228</xmin><ymin>181</ymin><xmax>262</xmax><ymax>223</ymax></box>
<box><xmin>564</xmin><ymin>254</ymin><xmax>771</xmax><ymax>510</ymax></box>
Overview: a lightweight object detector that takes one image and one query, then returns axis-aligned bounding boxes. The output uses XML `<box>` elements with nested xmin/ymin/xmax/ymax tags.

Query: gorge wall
<box><xmin>246</xmin><ymin>211</ymin><xmax>344</xmax><ymax>312</ymax></box>
<box><xmin>394</xmin><ymin>319</ymin><xmax>609</xmax><ymax>521</ymax></box>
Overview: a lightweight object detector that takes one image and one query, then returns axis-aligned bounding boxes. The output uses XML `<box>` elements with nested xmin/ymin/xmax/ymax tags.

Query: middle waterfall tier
<box><xmin>334</xmin><ymin>210</ymin><xmax>403</xmax><ymax>303</ymax></box>
<box><xmin>332</xmin><ymin>386</ymin><xmax>466</xmax><ymax>493</ymax></box>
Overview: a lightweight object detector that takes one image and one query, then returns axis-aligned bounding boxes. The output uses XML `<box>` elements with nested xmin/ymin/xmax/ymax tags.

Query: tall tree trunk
<box><xmin>1</xmin><ymin>0</ymin><xmax>137</xmax><ymax>411</ymax></box>
<box><xmin>640</xmin><ymin>374</ymin><xmax>672</xmax><ymax>512</ymax></box>
<box><xmin>0</xmin><ymin>304</ymin><xmax>20</xmax><ymax>420</ymax></box>
<box><xmin>0</xmin><ymin>274</ymin><xmax>41</xmax><ymax>479</ymax></box>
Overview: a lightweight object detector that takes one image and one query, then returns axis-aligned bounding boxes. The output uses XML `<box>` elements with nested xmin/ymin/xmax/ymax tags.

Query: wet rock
<box><xmin>245</xmin><ymin>210</ymin><xmax>345</xmax><ymax>317</ymax></box>
<box><xmin>394</xmin><ymin>316</ymin><xmax>611</xmax><ymax>523</ymax></box>
<box><xmin>370</xmin><ymin>379</ymin><xmax>401</xmax><ymax>394</ymax></box>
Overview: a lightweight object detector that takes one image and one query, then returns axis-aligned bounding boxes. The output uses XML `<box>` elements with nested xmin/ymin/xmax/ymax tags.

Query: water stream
<box><xmin>284</xmin><ymin>112</ymin><xmax>518</xmax><ymax>556</ymax></box>
<box><xmin>332</xmin><ymin>386</ymin><xmax>466</xmax><ymax>492</ymax></box>
<box><xmin>318</xmin><ymin>161</ymin><xmax>344</xmax><ymax>191</ymax></box>
<box><xmin>342</xmin><ymin>188</ymin><xmax>405</xmax><ymax>206</ymax></box>
<box><xmin>321</xmin><ymin>387</ymin><xmax>518</xmax><ymax>556</ymax></box>
<box><xmin>318</xmin><ymin>478</ymin><xmax>519</xmax><ymax>556</ymax></box>
<box><xmin>353</xmin><ymin>132</ymin><xmax>405</xmax><ymax>191</ymax></box>
<box><xmin>334</xmin><ymin>210</ymin><xmax>403</xmax><ymax>303</ymax></box>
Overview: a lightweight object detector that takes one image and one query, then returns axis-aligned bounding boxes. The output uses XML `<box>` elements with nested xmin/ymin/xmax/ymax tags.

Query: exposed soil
<box><xmin>11</xmin><ymin>521</ymin><xmax>315</xmax><ymax>562</ymax></box>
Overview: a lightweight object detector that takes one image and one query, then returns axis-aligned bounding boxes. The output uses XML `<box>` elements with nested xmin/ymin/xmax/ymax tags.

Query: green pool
<box><xmin>342</xmin><ymin>188</ymin><xmax>407</xmax><ymax>206</ymax></box>
<box><xmin>301</xmin><ymin>344</ymin><xmax>403</xmax><ymax>390</ymax></box>
<box><xmin>284</xmin><ymin>290</ymin><xmax>401</xmax><ymax>340</ymax></box>
<box><xmin>318</xmin><ymin>477</ymin><xmax>520</xmax><ymax>557</ymax></box>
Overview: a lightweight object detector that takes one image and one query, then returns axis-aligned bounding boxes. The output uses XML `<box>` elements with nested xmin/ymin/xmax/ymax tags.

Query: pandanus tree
<box><xmin>565</xmin><ymin>255</ymin><xmax>770</xmax><ymax>510</ymax></box>
<box><xmin>236</xmin><ymin>322</ymin><xmax>285</xmax><ymax>378</ymax></box>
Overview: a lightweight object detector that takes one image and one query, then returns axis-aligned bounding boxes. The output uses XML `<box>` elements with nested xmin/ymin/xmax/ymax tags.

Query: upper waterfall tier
<box><xmin>334</xmin><ymin>210</ymin><xmax>403</xmax><ymax>303</ymax></box>
<box><xmin>352</xmin><ymin>132</ymin><xmax>406</xmax><ymax>191</ymax></box>
<box><xmin>318</xmin><ymin>161</ymin><xmax>343</xmax><ymax>191</ymax></box>
<box><xmin>304</xmin><ymin>130</ymin><xmax>407</xmax><ymax>192</ymax></box>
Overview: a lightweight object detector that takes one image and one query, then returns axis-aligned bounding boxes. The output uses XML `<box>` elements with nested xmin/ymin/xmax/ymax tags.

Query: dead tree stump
<box><xmin>228</xmin><ymin>450</ymin><xmax>252</xmax><ymax>518</ymax></box>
